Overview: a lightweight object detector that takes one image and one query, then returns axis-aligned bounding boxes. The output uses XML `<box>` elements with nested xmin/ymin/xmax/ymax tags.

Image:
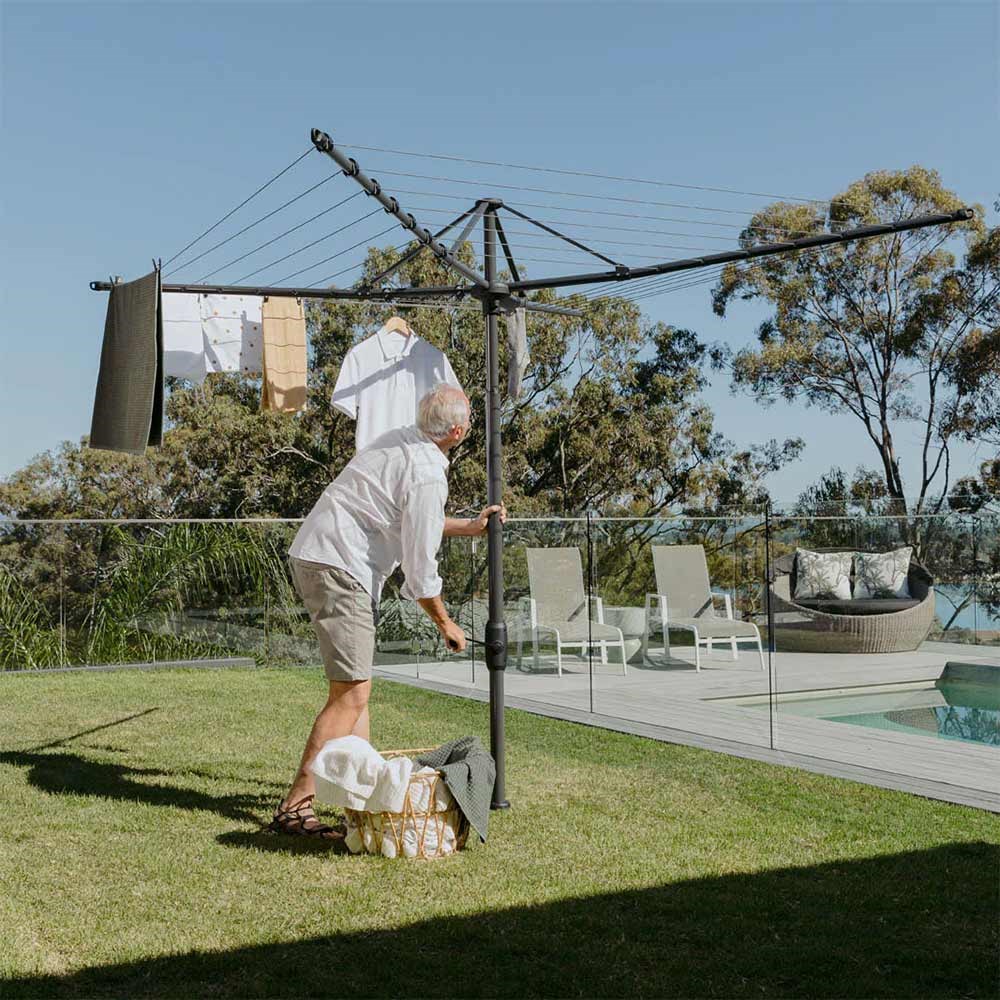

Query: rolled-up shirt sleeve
<box><xmin>399</xmin><ymin>478</ymin><xmax>448</xmax><ymax>600</ymax></box>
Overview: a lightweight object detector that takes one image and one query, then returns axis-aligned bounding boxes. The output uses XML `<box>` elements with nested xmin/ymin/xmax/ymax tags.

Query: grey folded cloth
<box><xmin>504</xmin><ymin>306</ymin><xmax>529</xmax><ymax>398</ymax></box>
<box><xmin>89</xmin><ymin>270</ymin><xmax>163</xmax><ymax>454</ymax></box>
<box><xmin>417</xmin><ymin>735</ymin><xmax>496</xmax><ymax>843</ymax></box>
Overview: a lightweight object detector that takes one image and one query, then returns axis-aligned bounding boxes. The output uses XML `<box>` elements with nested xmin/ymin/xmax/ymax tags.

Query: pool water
<box><xmin>770</xmin><ymin>680</ymin><xmax>1000</xmax><ymax>747</ymax></box>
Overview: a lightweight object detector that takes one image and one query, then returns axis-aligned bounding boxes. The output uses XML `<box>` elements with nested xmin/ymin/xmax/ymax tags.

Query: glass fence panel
<box><xmin>468</xmin><ymin>518</ymin><xmax>595</xmax><ymax>713</ymax></box>
<box><xmin>3</xmin><ymin>513</ymin><xmax>995</xmax><ymax>800</ymax></box>
<box><xmin>44</xmin><ymin>522</ymin><xmax>169</xmax><ymax>668</ymax></box>
<box><xmin>127</xmin><ymin>521</ymin><xmax>271</xmax><ymax>666</ymax></box>
<box><xmin>371</xmin><ymin>533</ymin><xmax>478</xmax><ymax>683</ymax></box>
<box><xmin>259</xmin><ymin>521</ymin><xmax>316</xmax><ymax>668</ymax></box>
<box><xmin>972</xmin><ymin>512</ymin><xmax>1000</xmax><ymax>648</ymax></box>
<box><xmin>919</xmin><ymin>513</ymin><xmax>976</xmax><ymax>645</ymax></box>
<box><xmin>588</xmin><ymin>515</ymin><xmax>772</xmax><ymax>748</ymax></box>
<box><xmin>0</xmin><ymin>520</ymin><xmax>66</xmax><ymax>670</ymax></box>
<box><xmin>768</xmin><ymin>513</ymin><xmax>998</xmax><ymax>798</ymax></box>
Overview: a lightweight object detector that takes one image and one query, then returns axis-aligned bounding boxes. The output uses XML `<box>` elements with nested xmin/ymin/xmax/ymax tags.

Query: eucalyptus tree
<box><xmin>712</xmin><ymin>167</ymin><xmax>997</xmax><ymax>516</ymax></box>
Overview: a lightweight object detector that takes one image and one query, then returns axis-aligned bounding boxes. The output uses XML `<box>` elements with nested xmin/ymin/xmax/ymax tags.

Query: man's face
<box><xmin>456</xmin><ymin>410</ymin><xmax>471</xmax><ymax>444</ymax></box>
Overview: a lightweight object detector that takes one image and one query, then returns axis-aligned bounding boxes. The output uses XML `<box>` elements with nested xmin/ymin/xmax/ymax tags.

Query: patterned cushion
<box><xmin>853</xmin><ymin>547</ymin><xmax>912</xmax><ymax>599</ymax></box>
<box><xmin>793</xmin><ymin>549</ymin><xmax>853</xmax><ymax>601</ymax></box>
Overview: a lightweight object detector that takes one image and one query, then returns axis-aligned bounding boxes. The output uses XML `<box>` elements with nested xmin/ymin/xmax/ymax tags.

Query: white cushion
<box><xmin>793</xmin><ymin>549</ymin><xmax>853</xmax><ymax>601</ymax></box>
<box><xmin>853</xmin><ymin>547</ymin><xmax>912</xmax><ymax>599</ymax></box>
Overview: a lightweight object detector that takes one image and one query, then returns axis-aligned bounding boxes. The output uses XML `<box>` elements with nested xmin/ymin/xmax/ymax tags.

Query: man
<box><xmin>270</xmin><ymin>383</ymin><xmax>505</xmax><ymax>838</ymax></box>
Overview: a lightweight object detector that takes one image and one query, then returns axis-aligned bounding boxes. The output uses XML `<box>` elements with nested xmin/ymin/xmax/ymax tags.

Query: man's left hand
<box><xmin>469</xmin><ymin>504</ymin><xmax>507</xmax><ymax>536</ymax></box>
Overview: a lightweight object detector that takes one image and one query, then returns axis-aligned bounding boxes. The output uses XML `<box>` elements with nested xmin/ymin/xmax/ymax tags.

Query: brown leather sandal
<box><xmin>267</xmin><ymin>796</ymin><xmax>344</xmax><ymax>839</ymax></box>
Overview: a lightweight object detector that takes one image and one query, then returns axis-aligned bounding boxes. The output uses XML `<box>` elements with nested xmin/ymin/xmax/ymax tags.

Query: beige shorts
<box><xmin>288</xmin><ymin>558</ymin><xmax>376</xmax><ymax>683</ymax></box>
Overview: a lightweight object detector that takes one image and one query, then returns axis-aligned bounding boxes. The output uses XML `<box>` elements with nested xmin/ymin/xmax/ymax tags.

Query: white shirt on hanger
<box><xmin>288</xmin><ymin>424</ymin><xmax>449</xmax><ymax>602</ymax></box>
<box><xmin>331</xmin><ymin>323</ymin><xmax>463</xmax><ymax>451</ymax></box>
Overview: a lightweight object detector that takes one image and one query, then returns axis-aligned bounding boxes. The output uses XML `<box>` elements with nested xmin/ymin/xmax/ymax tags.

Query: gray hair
<box><xmin>417</xmin><ymin>384</ymin><xmax>470</xmax><ymax>440</ymax></box>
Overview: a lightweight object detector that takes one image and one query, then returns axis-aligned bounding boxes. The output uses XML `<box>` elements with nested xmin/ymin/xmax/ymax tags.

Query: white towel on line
<box><xmin>161</xmin><ymin>292</ymin><xmax>264</xmax><ymax>382</ymax></box>
<box><xmin>162</xmin><ymin>293</ymin><xmax>207</xmax><ymax>384</ymax></box>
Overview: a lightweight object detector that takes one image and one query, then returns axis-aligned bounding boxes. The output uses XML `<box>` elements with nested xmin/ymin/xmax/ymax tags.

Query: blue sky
<box><xmin>1</xmin><ymin>1</ymin><xmax>997</xmax><ymax>504</ymax></box>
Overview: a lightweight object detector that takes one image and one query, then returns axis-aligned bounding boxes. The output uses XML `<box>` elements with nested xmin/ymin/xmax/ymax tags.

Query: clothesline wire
<box><xmin>303</xmin><ymin>213</ymin><xmax>499</xmax><ymax>290</ymax></box>
<box><xmin>195</xmin><ymin>191</ymin><xmax>365</xmax><ymax>283</ymax></box>
<box><xmin>586</xmin><ymin>248</ymin><xmax>821</xmax><ymax>303</ymax></box>
<box><xmin>233</xmin><ymin>210</ymin><xmax>388</xmax><ymax>284</ymax></box>
<box><xmin>165</xmin><ymin>165</ymin><xmax>818</xmax><ymax>290</ymax></box>
<box><xmin>272</xmin><ymin>223</ymin><xmax>403</xmax><ymax>285</ymax></box>
<box><xmin>580</xmin><ymin>223</ymin><xmax>934</xmax><ymax>301</ymax></box>
<box><xmin>489</xmin><ymin>227</ymin><xmax>725</xmax><ymax>253</ymax></box>
<box><xmin>356</xmin><ymin>165</ymin><xmax>829</xmax><ymax>219</ymax></box>
<box><xmin>462</xmin><ymin>237</ymin><xmax>711</xmax><ymax>272</ymax></box>
<box><xmin>584</xmin><ymin>253</ymin><xmax>811</xmax><ymax>306</ymax></box>
<box><xmin>483</xmin><ymin>237</ymin><xmax>712</xmax><ymax>261</ymax></box>
<box><xmin>196</xmin><ymin>199</ymin><xmax>741</xmax><ymax>287</ymax></box>
<box><xmin>335</xmin><ymin>140</ymin><xmax>825</xmax><ymax>203</ymax></box>
<box><xmin>621</xmin><ymin>224</ymin><xmax>938</xmax><ymax>302</ymax></box>
<box><xmin>162</xmin><ymin>147</ymin><xmax>315</xmax><ymax>268</ymax></box>
<box><xmin>166</xmin><ymin>174</ymin><xmax>350</xmax><ymax>277</ymax></box>
<box><xmin>590</xmin><ymin>227</ymin><xmax>932</xmax><ymax>305</ymax></box>
<box><xmin>215</xmin><ymin>212</ymin><xmax>933</xmax><ymax>309</ymax></box>
<box><xmin>310</xmin><ymin>236</ymin><xmax>486</xmax><ymax>289</ymax></box>
<box><xmin>226</xmin><ymin>196</ymin><xmax>488</xmax><ymax>288</ymax></box>
<box><xmin>393</xmin><ymin>198</ymin><xmax>807</xmax><ymax>242</ymax></box>
<box><xmin>580</xmin><ymin>252</ymin><xmax>765</xmax><ymax>300</ymax></box>
<box><xmin>387</xmin><ymin>187</ymin><xmax>824</xmax><ymax>238</ymax></box>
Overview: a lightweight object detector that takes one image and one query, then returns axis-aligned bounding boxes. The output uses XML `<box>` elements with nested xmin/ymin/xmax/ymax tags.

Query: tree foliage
<box><xmin>712</xmin><ymin>167</ymin><xmax>998</xmax><ymax>515</ymax></box>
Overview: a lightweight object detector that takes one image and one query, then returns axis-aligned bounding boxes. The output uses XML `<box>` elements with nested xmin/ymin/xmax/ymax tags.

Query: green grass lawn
<box><xmin>1</xmin><ymin>667</ymin><xmax>998</xmax><ymax>999</ymax></box>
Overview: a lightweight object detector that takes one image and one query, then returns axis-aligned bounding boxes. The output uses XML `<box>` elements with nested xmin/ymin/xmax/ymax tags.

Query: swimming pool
<box><xmin>731</xmin><ymin>665</ymin><xmax>999</xmax><ymax>747</ymax></box>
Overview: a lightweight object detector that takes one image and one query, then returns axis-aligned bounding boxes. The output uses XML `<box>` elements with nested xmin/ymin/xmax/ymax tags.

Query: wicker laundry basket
<box><xmin>343</xmin><ymin>748</ymin><xmax>470</xmax><ymax>860</ymax></box>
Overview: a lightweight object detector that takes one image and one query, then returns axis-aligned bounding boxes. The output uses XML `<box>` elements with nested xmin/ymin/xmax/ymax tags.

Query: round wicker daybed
<box><xmin>766</xmin><ymin>547</ymin><xmax>936</xmax><ymax>654</ymax></box>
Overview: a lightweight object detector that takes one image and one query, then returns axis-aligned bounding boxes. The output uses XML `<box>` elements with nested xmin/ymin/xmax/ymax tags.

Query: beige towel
<box><xmin>261</xmin><ymin>297</ymin><xmax>307</xmax><ymax>412</ymax></box>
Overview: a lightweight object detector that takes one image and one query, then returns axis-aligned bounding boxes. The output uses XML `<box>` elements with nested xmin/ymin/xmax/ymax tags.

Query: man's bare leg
<box><xmin>351</xmin><ymin>705</ymin><xmax>370</xmax><ymax>742</ymax></box>
<box><xmin>281</xmin><ymin>679</ymin><xmax>371</xmax><ymax>810</ymax></box>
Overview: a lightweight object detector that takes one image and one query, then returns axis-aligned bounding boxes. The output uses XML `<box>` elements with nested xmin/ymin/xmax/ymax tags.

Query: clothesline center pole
<box><xmin>482</xmin><ymin>200</ymin><xmax>510</xmax><ymax>810</ymax></box>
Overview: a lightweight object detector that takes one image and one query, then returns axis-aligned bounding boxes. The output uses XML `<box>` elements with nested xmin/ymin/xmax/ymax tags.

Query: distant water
<box><xmin>935</xmin><ymin>585</ymin><xmax>1000</xmax><ymax>632</ymax></box>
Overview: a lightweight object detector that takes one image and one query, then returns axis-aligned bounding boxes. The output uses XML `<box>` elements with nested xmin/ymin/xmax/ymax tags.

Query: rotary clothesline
<box><xmin>157</xmin><ymin>140</ymin><xmax>843</xmax><ymax>296</ymax></box>
<box><xmin>89</xmin><ymin>126</ymin><xmax>975</xmax><ymax>811</ymax></box>
<box><xmin>151</xmin><ymin>139</ymin><xmax>944</xmax><ymax>310</ymax></box>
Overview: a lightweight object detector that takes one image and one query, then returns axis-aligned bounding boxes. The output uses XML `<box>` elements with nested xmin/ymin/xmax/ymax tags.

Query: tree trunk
<box><xmin>879</xmin><ymin>424</ymin><xmax>908</xmax><ymax>515</ymax></box>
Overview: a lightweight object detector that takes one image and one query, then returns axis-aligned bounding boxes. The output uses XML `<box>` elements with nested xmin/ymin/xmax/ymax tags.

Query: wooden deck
<box><xmin>374</xmin><ymin>641</ymin><xmax>1000</xmax><ymax>812</ymax></box>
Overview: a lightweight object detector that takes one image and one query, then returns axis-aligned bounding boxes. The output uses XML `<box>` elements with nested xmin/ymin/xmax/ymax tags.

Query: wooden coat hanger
<box><xmin>381</xmin><ymin>315</ymin><xmax>414</xmax><ymax>340</ymax></box>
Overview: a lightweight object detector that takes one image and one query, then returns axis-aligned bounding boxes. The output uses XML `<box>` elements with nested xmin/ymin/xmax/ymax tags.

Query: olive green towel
<box><xmin>417</xmin><ymin>736</ymin><xmax>496</xmax><ymax>843</ymax></box>
<box><xmin>89</xmin><ymin>270</ymin><xmax>163</xmax><ymax>454</ymax></box>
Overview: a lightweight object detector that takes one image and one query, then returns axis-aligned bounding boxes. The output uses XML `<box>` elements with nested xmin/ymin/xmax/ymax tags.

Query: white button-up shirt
<box><xmin>288</xmin><ymin>424</ymin><xmax>449</xmax><ymax>601</ymax></box>
<box><xmin>331</xmin><ymin>325</ymin><xmax>462</xmax><ymax>451</ymax></box>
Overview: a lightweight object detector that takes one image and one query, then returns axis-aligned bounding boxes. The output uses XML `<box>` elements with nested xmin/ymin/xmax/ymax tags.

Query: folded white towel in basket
<box><xmin>344</xmin><ymin>807</ymin><xmax>460</xmax><ymax>858</ymax></box>
<box><xmin>367</xmin><ymin>755</ymin><xmax>415</xmax><ymax>813</ymax></box>
<box><xmin>381</xmin><ymin>815</ymin><xmax>459</xmax><ymax>858</ymax></box>
<box><xmin>407</xmin><ymin>766</ymin><xmax>455</xmax><ymax>813</ymax></box>
<box><xmin>309</xmin><ymin>736</ymin><xmax>413</xmax><ymax>812</ymax></box>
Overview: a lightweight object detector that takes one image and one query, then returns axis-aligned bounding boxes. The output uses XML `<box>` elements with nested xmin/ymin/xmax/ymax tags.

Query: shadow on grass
<box><xmin>216</xmin><ymin>829</ymin><xmax>350</xmax><ymax>856</ymax></box>
<box><xmin>5</xmin><ymin>843</ymin><xmax>998</xmax><ymax>999</ymax></box>
<box><xmin>0</xmin><ymin>745</ymin><xmax>278</xmax><ymax>825</ymax></box>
